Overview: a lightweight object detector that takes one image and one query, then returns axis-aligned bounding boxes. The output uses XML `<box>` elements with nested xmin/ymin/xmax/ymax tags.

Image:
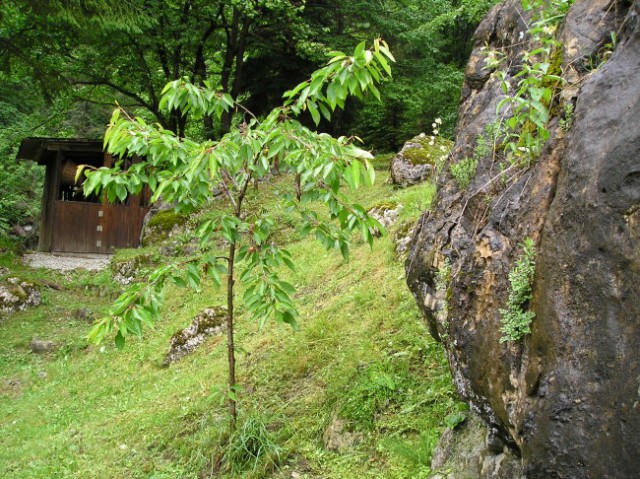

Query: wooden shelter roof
<box><xmin>17</xmin><ymin>137</ymin><xmax>103</xmax><ymax>165</ymax></box>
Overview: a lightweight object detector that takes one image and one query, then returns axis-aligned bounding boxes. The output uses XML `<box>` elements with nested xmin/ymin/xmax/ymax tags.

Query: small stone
<box><xmin>30</xmin><ymin>338</ymin><xmax>58</xmax><ymax>354</ymax></box>
<box><xmin>74</xmin><ymin>307</ymin><xmax>95</xmax><ymax>323</ymax></box>
<box><xmin>323</xmin><ymin>414</ymin><xmax>363</xmax><ymax>453</ymax></box>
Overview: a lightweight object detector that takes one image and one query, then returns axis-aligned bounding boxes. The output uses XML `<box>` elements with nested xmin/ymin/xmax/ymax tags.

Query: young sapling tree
<box><xmin>83</xmin><ymin>39</ymin><xmax>395</xmax><ymax>428</ymax></box>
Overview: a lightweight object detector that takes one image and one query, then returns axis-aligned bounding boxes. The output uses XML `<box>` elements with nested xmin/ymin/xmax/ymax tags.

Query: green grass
<box><xmin>0</xmin><ymin>165</ymin><xmax>463</xmax><ymax>479</ymax></box>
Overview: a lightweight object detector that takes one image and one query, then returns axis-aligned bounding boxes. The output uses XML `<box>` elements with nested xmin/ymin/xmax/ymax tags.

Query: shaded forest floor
<box><xmin>0</xmin><ymin>162</ymin><xmax>465</xmax><ymax>479</ymax></box>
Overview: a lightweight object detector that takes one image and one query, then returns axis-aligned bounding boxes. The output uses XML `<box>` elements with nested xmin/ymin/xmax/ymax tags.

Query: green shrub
<box><xmin>499</xmin><ymin>238</ymin><xmax>536</xmax><ymax>342</ymax></box>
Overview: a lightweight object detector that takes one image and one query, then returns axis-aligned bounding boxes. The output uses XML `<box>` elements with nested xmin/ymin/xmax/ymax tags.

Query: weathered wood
<box><xmin>50</xmin><ymin>200</ymin><xmax>147</xmax><ymax>253</ymax></box>
<box><xmin>20</xmin><ymin>138</ymin><xmax>150</xmax><ymax>254</ymax></box>
<box><xmin>38</xmin><ymin>151</ymin><xmax>63</xmax><ymax>252</ymax></box>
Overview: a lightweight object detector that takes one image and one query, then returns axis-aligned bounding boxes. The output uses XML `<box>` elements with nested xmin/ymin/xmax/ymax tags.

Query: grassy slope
<box><xmin>0</xmin><ymin>168</ymin><xmax>464</xmax><ymax>479</ymax></box>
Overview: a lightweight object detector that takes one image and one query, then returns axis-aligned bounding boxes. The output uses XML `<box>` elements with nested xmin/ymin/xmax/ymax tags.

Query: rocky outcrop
<box><xmin>430</xmin><ymin>414</ymin><xmax>524</xmax><ymax>479</ymax></box>
<box><xmin>406</xmin><ymin>1</ymin><xmax>640</xmax><ymax>477</ymax></box>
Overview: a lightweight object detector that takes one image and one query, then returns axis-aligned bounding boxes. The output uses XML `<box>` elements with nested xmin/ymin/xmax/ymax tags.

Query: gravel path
<box><xmin>24</xmin><ymin>253</ymin><xmax>112</xmax><ymax>272</ymax></box>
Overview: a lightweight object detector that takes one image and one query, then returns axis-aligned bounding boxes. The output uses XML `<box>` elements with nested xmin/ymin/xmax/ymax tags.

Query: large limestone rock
<box><xmin>406</xmin><ymin>1</ymin><xmax>640</xmax><ymax>477</ymax></box>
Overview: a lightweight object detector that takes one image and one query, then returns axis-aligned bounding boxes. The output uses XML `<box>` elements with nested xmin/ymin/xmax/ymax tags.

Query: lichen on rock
<box><xmin>390</xmin><ymin>134</ymin><xmax>452</xmax><ymax>187</ymax></box>
<box><xmin>0</xmin><ymin>277</ymin><xmax>42</xmax><ymax>315</ymax></box>
<box><xmin>163</xmin><ymin>306</ymin><xmax>227</xmax><ymax>366</ymax></box>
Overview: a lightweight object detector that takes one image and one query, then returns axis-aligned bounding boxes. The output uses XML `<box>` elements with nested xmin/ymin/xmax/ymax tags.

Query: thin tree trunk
<box><xmin>226</xmin><ymin>239</ymin><xmax>237</xmax><ymax>429</ymax></box>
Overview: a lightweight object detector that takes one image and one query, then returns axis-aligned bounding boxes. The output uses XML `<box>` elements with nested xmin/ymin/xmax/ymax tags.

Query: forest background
<box><xmin>0</xmin><ymin>0</ymin><xmax>497</xmax><ymax>238</ymax></box>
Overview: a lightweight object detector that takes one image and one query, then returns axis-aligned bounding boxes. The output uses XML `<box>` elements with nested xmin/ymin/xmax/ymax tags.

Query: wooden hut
<box><xmin>17</xmin><ymin>138</ymin><xmax>149</xmax><ymax>254</ymax></box>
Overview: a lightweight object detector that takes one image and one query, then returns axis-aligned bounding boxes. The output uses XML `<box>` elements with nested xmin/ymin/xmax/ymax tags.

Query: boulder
<box><xmin>406</xmin><ymin>0</ymin><xmax>640</xmax><ymax>476</ymax></box>
<box><xmin>390</xmin><ymin>134</ymin><xmax>452</xmax><ymax>187</ymax></box>
<box><xmin>0</xmin><ymin>277</ymin><xmax>42</xmax><ymax>315</ymax></box>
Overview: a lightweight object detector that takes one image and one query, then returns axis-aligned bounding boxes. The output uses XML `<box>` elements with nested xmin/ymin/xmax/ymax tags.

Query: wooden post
<box><xmin>38</xmin><ymin>150</ymin><xmax>63</xmax><ymax>251</ymax></box>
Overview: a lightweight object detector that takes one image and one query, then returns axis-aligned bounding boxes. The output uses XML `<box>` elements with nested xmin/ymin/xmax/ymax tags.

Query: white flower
<box><xmin>432</xmin><ymin>122</ymin><xmax>437</xmax><ymax>128</ymax></box>
<box><xmin>435</xmin><ymin>118</ymin><xmax>442</xmax><ymax>124</ymax></box>
<box><xmin>440</xmin><ymin>145</ymin><xmax>447</xmax><ymax>151</ymax></box>
<box><xmin>433</xmin><ymin>129</ymin><xmax>439</xmax><ymax>135</ymax></box>
<box><xmin>429</xmin><ymin>141</ymin><xmax>435</xmax><ymax>146</ymax></box>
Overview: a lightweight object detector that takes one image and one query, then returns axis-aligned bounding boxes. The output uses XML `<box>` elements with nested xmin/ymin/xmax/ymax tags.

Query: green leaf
<box><xmin>307</xmin><ymin>100</ymin><xmax>321</xmax><ymax>126</ymax></box>
<box><xmin>114</xmin><ymin>331</ymin><xmax>126</xmax><ymax>349</ymax></box>
<box><xmin>350</xmin><ymin>160</ymin><xmax>361</xmax><ymax>189</ymax></box>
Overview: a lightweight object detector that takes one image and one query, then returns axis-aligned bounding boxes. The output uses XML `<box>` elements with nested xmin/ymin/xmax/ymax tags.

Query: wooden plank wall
<box><xmin>50</xmin><ymin>201</ymin><xmax>147</xmax><ymax>254</ymax></box>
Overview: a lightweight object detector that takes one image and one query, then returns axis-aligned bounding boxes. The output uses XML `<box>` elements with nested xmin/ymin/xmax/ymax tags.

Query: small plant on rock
<box><xmin>450</xmin><ymin>157</ymin><xmax>478</xmax><ymax>190</ymax></box>
<box><xmin>499</xmin><ymin>237</ymin><xmax>536</xmax><ymax>342</ymax></box>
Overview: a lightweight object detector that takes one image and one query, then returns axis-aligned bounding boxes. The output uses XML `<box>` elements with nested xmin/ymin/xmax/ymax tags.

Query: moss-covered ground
<box><xmin>0</xmin><ymin>163</ymin><xmax>464</xmax><ymax>479</ymax></box>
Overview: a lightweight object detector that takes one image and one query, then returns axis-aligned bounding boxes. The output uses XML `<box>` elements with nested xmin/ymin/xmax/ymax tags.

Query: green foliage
<box><xmin>223</xmin><ymin>415</ymin><xmax>283</xmax><ymax>477</ymax></box>
<box><xmin>450</xmin><ymin>157</ymin><xmax>478</xmax><ymax>190</ymax></box>
<box><xmin>484</xmin><ymin>0</ymin><xmax>574</xmax><ymax>168</ymax></box>
<box><xmin>499</xmin><ymin>237</ymin><xmax>536</xmax><ymax>342</ymax></box>
<box><xmin>444</xmin><ymin>411</ymin><xmax>467</xmax><ymax>429</ymax></box>
<box><xmin>339</xmin><ymin>360</ymin><xmax>411</xmax><ymax>430</ymax></box>
<box><xmin>84</xmin><ymin>40</ymin><xmax>394</xmax><ymax>427</ymax></box>
<box><xmin>86</xmin><ymin>39</ymin><xmax>393</xmax><ymax>345</ymax></box>
<box><xmin>384</xmin><ymin>431</ymin><xmax>439</xmax><ymax>474</ymax></box>
<box><xmin>0</xmin><ymin>165</ymin><xmax>464</xmax><ymax>479</ymax></box>
<box><xmin>559</xmin><ymin>102</ymin><xmax>574</xmax><ymax>132</ymax></box>
<box><xmin>328</xmin><ymin>0</ymin><xmax>499</xmax><ymax>150</ymax></box>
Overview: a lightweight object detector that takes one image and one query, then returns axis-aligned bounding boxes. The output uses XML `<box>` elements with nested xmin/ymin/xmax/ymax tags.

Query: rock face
<box><xmin>406</xmin><ymin>1</ymin><xmax>640</xmax><ymax>477</ymax></box>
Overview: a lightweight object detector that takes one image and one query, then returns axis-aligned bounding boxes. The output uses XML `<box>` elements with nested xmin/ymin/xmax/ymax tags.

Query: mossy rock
<box><xmin>368</xmin><ymin>200</ymin><xmax>399</xmax><ymax>212</ymax></box>
<box><xmin>147</xmin><ymin>209</ymin><xmax>186</xmax><ymax>230</ymax></box>
<box><xmin>0</xmin><ymin>277</ymin><xmax>41</xmax><ymax>314</ymax></box>
<box><xmin>142</xmin><ymin>210</ymin><xmax>188</xmax><ymax>246</ymax></box>
<box><xmin>110</xmin><ymin>252</ymin><xmax>159</xmax><ymax>285</ymax></box>
<box><xmin>402</xmin><ymin>135</ymin><xmax>453</xmax><ymax>166</ymax></box>
<box><xmin>391</xmin><ymin>134</ymin><xmax>453</xmax><ymax>187</ymax></box>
